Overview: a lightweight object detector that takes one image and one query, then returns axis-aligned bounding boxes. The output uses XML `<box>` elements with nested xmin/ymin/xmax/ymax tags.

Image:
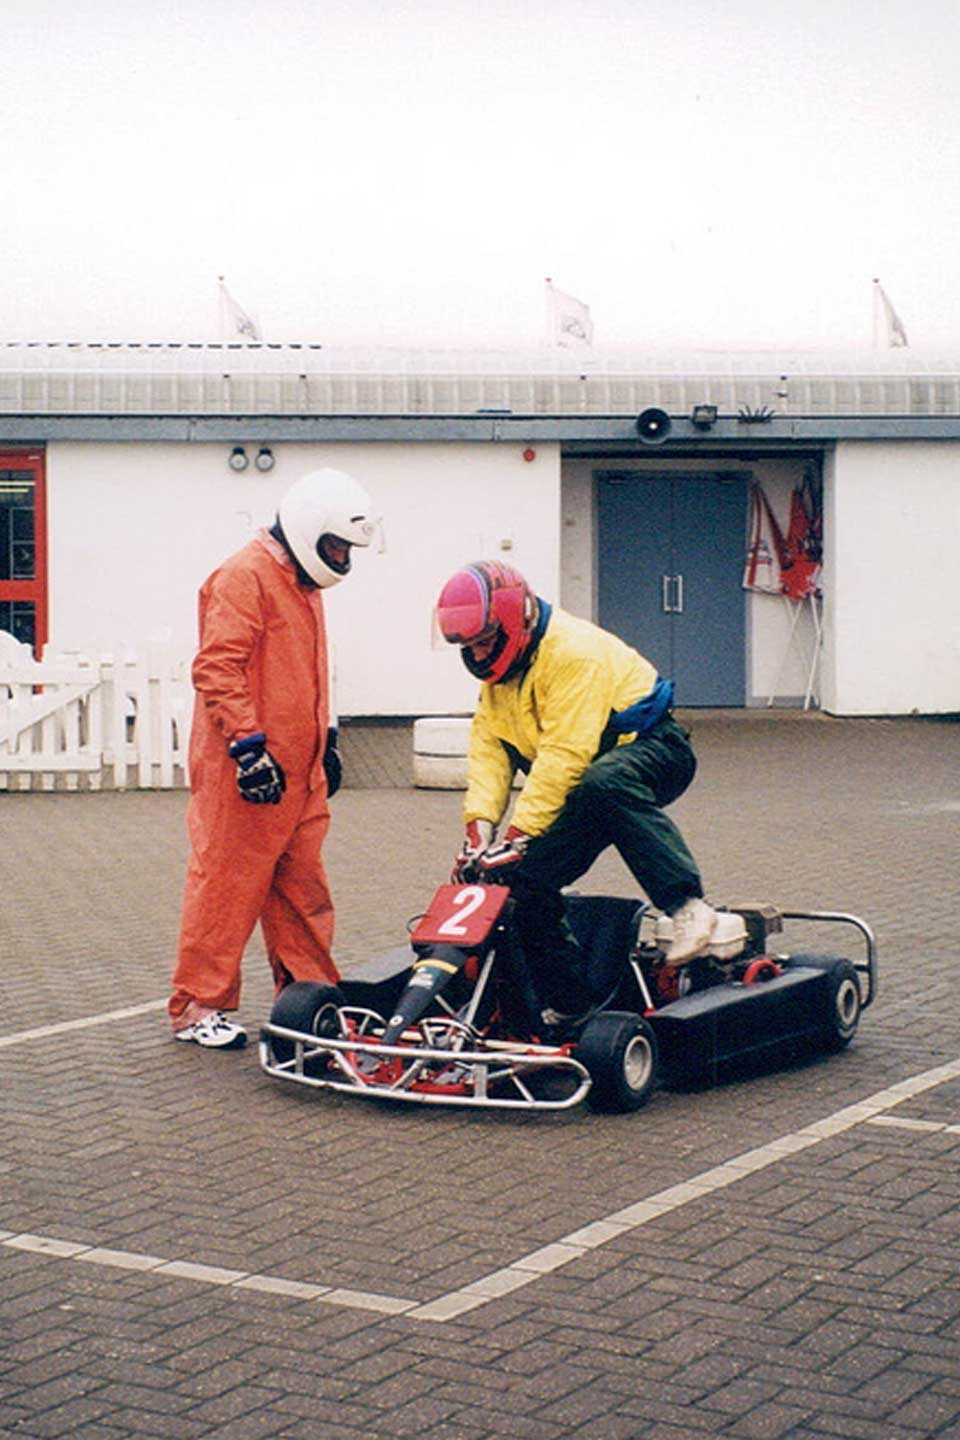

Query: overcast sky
<box><xmin>3</xmin><ymin>0</ymin><xmax>959</xmax><ymax>353</ymax></box>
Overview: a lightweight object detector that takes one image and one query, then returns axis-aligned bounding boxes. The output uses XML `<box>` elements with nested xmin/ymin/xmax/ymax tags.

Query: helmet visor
<box><xmin>459</xmin><ymin>617</ymin><xmax>500</xmax><ymax>647</ymax></box>
<box><xmin>435</xmin><ymin>570</ymin><xmax>495</xmax><ymax>646</ymax></box>
<box><xmin>317</xmin><ymin>533</ymin><xmax>352</xmax><ymax>577</ymax></box>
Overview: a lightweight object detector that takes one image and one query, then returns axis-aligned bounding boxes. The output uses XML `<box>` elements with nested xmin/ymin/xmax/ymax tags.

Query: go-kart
<box><xmin>259</xmin><ymin>881</ymin><xmax>877</xmax><ymax>1113</ymax></box>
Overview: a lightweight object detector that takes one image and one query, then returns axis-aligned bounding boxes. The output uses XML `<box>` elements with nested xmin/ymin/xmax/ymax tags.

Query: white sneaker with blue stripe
<box><xmin>175</xmin><ymin>1011</ymin><xmax>247</xmax><ymax>1049</ymax></box>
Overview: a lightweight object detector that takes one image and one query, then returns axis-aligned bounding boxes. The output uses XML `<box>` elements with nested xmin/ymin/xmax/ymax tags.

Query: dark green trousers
<box><xmin>509</xmin><ymin>715</ymin><xmax>703</xmax><ymax>1012</ymax></box>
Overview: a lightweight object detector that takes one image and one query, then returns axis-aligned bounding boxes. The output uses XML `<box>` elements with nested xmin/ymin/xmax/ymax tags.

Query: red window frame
<box><xmin>0</xmin><ymin>449</ymin><xmax>48</xmax><ymax>657</ymax></box>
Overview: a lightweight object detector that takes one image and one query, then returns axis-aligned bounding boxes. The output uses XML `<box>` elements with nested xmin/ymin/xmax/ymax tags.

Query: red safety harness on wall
<box><xmin>782</xmin><ymin>476</ymin><xmax>821</xmax><ymax>601</ymax></box>
<box><xmin>744</xmin><ymin>478</ymin><xmax>821</xmax><ymax>601</ymax></box>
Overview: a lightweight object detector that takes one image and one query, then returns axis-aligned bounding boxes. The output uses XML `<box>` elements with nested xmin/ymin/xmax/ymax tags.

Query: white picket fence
<box><xmin>0</xmin><ymin>639</ymin><xmax>192</xmax><ymax>791</ymax></box>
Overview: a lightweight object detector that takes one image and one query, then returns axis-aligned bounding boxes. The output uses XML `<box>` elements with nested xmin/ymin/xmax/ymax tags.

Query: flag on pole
<box><xmin>873</xmin><ymin>278</ymin><xmax>908</xmax><ymax>348</ymax></box>
<box><xmin>218</xmin><ymin>276</ymin><xmax>261</xmax><ymax>341</ymax></box>
<box><xmin>545</xmin><ymin>278</ymin><xmax>594</xmax><ymax>350</ymax></box>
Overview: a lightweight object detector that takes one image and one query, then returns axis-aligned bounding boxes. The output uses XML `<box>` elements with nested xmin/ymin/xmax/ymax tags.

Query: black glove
<box><xmin>323</xmin><ymin>727</ymin><xmax>342</xmax><ymax>798</ymax></box>
<box><xmin>229</xmin><ymin>733</ymin><xmax>286</xmax><ymax>804</ymax></box>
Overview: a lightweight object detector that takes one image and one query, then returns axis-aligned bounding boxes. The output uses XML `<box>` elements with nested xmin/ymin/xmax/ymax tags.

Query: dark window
<box><xmin>0</xmin><ymin>599</ymin><xmax>35</xmax><ymax>647</ymax></box>
<box><xmin>0</xmin><ymin>455</ymin><xmax>46</xmax><ymax>655</ymax></box>
<box><xmin>0</xmin><ymin>471</ymin><xmax>35</xmax><ymax>581</ymax></box>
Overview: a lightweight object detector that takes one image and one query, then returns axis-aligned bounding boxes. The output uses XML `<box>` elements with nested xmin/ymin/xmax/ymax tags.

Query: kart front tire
<box><xmin>576</xmin><ymin>1011</ymin><xmax>658</xmax><ymax>1113</ymax></box>
<box><xmin>269</xmin><ymin>981</ymin><xmax>345</xmax><ymax>1067</ymax></box>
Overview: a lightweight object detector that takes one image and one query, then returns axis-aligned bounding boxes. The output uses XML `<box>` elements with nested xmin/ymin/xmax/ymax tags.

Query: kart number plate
<box><xmin>410</xmin><ymin>883</ymin><xmax>510</xmax><ymax>947</ymax></box>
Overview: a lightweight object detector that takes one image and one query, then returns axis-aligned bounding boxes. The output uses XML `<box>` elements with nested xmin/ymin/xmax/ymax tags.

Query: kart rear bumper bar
<box><xmin>781</xmin><ymin>909</ymin><xmax>878</xmax><ymax>1006</ymax></box>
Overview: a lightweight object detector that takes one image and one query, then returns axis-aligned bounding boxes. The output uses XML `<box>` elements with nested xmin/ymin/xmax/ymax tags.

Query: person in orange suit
<box><xmin>169</xmin><ymin>468</ymin><xmax>377</xmax><ymax>1049</ymax></box>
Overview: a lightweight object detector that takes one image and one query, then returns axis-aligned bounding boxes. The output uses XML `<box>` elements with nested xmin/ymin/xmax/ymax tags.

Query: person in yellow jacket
<box><xmin>435</xmin><ymin>560</ymin><xmax>717</xmax><ymax>1033</ymax></box>
<box><xmin>169</xmin><ymin>468</ymin><xmax>377</xmax><ymax>1049</ymax></box>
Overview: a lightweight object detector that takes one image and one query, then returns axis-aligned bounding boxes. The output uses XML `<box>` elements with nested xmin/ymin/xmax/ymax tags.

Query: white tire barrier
<box><xmin>413</xmin><ymin>717</ymin><xmax>525</xmax><ymax>790</ymax></box>
<box><xmin>413</xmin><ymin>717</ymin><xmax>472</xmax><ymax>789</ymax></box>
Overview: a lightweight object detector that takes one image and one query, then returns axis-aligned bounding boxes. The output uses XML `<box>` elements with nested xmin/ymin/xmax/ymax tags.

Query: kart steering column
<box><xmin>381</xmin><ymin>943</ymin><xmax>474</xmax><ymax>1045</ymax></box>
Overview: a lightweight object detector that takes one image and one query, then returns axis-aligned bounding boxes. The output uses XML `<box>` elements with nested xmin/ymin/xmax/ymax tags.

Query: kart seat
<box><xmin>562</xmin><ymin>894</ymin><xmax>646</xmax><ymax>1000</ymax></box>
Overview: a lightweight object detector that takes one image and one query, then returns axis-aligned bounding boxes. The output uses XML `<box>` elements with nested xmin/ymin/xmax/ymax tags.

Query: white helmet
<box><xmin>277</xmin><ymin>468</ymin><xmax>376</xmax><ymax>587</ymax></box>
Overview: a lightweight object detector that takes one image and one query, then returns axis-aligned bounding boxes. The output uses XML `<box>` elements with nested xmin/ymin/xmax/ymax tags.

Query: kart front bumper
<box><xmin>259</xmin><ymin>1022</ymin><xmax>592</xmax><ymax>1111</ymax></box>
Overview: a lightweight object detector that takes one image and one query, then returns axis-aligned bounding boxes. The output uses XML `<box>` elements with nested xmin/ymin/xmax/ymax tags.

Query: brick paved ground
<box><xmin>1</xmin><ymin>711</ymin><xmax>959</xmax><ymax>1439</ymax></box>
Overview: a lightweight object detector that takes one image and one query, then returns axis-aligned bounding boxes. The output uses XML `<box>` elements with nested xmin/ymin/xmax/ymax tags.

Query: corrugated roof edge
<box><xmin>1</xmin><ymin>341</ymin><xmax>959</xmax><ymax>376</ymax></box>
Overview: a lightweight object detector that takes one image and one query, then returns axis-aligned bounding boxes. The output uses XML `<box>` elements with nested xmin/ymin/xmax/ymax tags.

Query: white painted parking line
<box><xmin>0</xmin><ymin>1229</ymin><xmax>420</xmax><ymax>1316</ymax></box>
<box><xmin>867</xmin><ymin>1115</ymin><xmax>960</xmax><ymax>1134</ymax></box>
<box><xmin>0</xmin><ymin>1000</ymin><xmax>167</xmax><ymax>1050</ymax></box>
<box><xmin>317</xmin><ymin>1288</ymin><xmax>418</xmax><ymax>1315</ymax></box>
<box><xmin>4</xmin><ymin>1233</ymin><xmax>91</xmax><ymax>1258</ymax></box>
<box><xmin>407</xmin><ymin>1054</ymin><xmax>960</xmax><ymax>1322</ymax></box>
<box><xmin>155</xmin><ymin>1260</ymin><xmax>249</xmax><ymax>1286</ymax></box>
<box><xmin>76</xmin><ymin>1247</ymin><xmax>168</xmax><ymax>1271</ymax></box>
<box><xmin>235</xmin><ymin>1275</ymin><xmax>331</xmax><ymax>1300</ymax></box>
<box><xmin>3</xmin><ymin>1054</ymin><xmax>959</xmax><ymax>1322</ymax></box>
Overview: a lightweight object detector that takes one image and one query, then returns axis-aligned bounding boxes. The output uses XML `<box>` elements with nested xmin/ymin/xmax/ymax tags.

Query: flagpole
<box><xmin>872</xmin><ymin>278</ymin><xmax>879</xmax><ymax>350</ymax></box>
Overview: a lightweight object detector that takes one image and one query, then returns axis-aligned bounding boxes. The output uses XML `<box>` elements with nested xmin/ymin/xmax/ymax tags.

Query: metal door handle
<box><xmin>662</xmin><ymin>575</ymin><xmax>684</xmax><ymax>613</ymax></box>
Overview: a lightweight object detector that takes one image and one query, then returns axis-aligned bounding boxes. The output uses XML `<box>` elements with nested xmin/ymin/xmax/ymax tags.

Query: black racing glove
<box><xmin>229</xmin><ymin>733</ymin><xmax>286</xmax><ymax>804</ymax></box>
<box><xmin>323</xmin><ymin>727</ymin><xmax>342</xmax><ymax>798</ymax></box>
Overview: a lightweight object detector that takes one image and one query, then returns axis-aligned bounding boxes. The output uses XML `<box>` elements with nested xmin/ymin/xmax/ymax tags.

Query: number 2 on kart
<box><xmin>410</xmin><ymin>883</ymin><xmax>511</xmax><ymax>947</ymax></box>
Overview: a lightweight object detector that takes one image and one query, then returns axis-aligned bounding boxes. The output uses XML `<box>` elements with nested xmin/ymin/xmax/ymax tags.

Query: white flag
<box><xmin>874</xmin><ymin>279</ymin><xmax>908</xmax><ymax>348</ymax></box>
<box><xmin>546</xmin><ymin>278</ymin><xmax>594</xmax><ymax>349</ymax></box>
<box><xmin>218</xmin><ymin>276</ymin><xmax>261</xmax><ymax>341</ymax></box>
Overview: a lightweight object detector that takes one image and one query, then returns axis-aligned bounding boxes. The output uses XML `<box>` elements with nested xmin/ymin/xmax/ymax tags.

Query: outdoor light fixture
<box><xmin>691</xmin><ymin>404</ymin><xmax>719</xmax><ymax>429</ymax></box>
<box><xmin>228</xmin><ymin>446</ymin><xmax>249</xmax><ymax>472</ymax></box>
<box><xmin>255</xmin><ymin>447</ymin><xmax>275</xmax><ymax>472</ymax></box>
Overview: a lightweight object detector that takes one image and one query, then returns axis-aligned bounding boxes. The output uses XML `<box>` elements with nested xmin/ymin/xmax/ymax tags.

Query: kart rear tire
<box><xmin>269</xmin><ymin>981</ymin><xmax>345</xmax><ymax>1067</ymax></box>
<box><xmin>786</xmin><ymin>954</ymin><xmax>862</xmax><ymax>1052</ymax></box>
<box><xmin>575</xmin><ymin>1011</ymin><xmax>658</xmax><ymax>1113</ymax></box>
<box><xmin>819</xmin><ymin>959</ymin><xmax>861</xmax><ymax>1051</ymax></box>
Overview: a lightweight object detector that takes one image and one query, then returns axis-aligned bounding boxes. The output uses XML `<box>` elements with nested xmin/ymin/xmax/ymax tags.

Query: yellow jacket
<box><xmin>464</xmin><ymin>606</ymin><xmax>659</xmax><ymax>837</ymax></box>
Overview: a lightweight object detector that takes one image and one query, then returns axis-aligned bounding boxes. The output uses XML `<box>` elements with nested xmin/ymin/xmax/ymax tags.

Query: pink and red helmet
<box><xmin>436</xmin><ymin>561</ymin><xmax>539</xmax><ymax>683</ymax></box>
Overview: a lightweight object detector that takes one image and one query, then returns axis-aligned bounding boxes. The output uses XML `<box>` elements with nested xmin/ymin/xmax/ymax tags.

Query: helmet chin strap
<box><xmin>269</xmin><ymin>520</ymin><xmax>319</xmax><ymax>588</ymax></box>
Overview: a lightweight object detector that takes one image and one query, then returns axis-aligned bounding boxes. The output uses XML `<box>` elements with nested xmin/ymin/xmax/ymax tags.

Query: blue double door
<box><xmin>597</xmin><ymin>471</ymin><xmax>748</xmax><ymax>707</ymax></box>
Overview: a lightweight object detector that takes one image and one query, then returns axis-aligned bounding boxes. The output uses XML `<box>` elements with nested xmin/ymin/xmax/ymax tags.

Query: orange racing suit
<box><xmin>169</xmin><ymin>529</ymin><xmax>338</xmax><ymax>1027</ymax></box>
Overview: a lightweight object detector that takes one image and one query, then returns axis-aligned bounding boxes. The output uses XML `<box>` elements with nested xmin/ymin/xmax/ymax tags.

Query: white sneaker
<box><xmin>174</xmin><ymin>1010</ymin><xmax>247</xmax><ymax>1049</ymax></box>
<box><xmin>539</xmin><ymin>1004</ymin><xmax>598</xmax><ymax>1042</ymax></box>
<box><xmin>664</xmin><ymin>898</ymin><xmax>717</xmax><ymax>967</ymax></box>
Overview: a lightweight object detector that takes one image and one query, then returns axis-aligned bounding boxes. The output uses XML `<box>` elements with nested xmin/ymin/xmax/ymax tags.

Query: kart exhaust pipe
<box><xmin>382</xmin><ymin>944</ymin><xmax>471</xmax><ymax>1045</ymax></box>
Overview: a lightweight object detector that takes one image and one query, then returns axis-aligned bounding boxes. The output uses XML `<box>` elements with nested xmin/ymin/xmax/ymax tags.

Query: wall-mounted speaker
<box><xmin>635</xmin><ymin>408</ymin><xmax>672</xmax><ymax>444</ymax></box>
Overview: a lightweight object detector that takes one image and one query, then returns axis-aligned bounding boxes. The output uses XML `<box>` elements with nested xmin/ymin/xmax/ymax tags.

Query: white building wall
<box><xmin>41</xmin><ymin>434</ymin><xmax>959</xmax><ymax>717</ymax></box>
<box><xmin>560</xmin><ymin>455</ymin><xmax>817</xmax><ymax>704</ymax></box>
<box><xmin>821</xmin><ymin>440</ymin><xmax>960</xmax><ymax>715</ymax></box>
<box><xmin>46</xmin><ymin>439</ymin><xmax>562</xmax><ymax>716</ymax></box>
